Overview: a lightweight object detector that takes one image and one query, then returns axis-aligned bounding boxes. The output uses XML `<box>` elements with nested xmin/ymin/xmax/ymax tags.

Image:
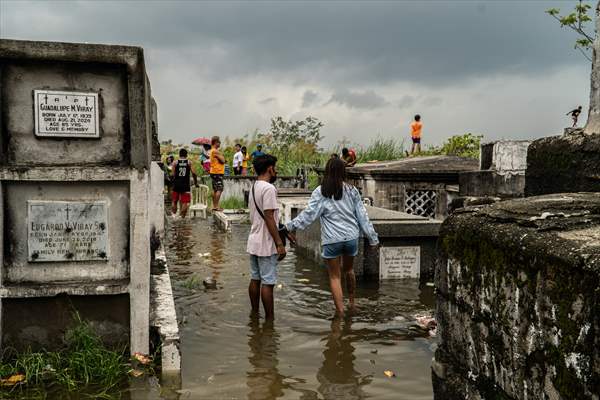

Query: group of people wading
<box><xmin>167</xmin><ymin>147</ymin><xmax>379</xmax><ymax>318</ymax></box>
<box><xmin>247</xmin><ymin>155</ymin><xmax>379</xmax><ymax>319</ymax></box>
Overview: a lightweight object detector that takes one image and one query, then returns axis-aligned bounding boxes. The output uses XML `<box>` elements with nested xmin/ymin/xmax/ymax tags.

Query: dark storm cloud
<box><xmin>326</xmin><ymin>89</ymin><xmax>389</xmax><ymax>109</ymax></box>
<box><xmin>302</xmin><ymin>90</ymin><xmax>320</xmax><ymax>108</ymax></box>
<box><xmin>397</xmin><ymin>95</ymin><xmax>416</xmax><ymax>109</ymax></box>
<box><xmin>0</xmin><ymin>1</ymin><xmax>588</xmax><ymax>88</ymax></box>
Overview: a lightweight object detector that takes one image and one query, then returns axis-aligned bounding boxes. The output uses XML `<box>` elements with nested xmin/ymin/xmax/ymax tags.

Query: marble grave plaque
<box><xmin>34</xmin><ymin>90</ymin><xmax>99</xmax><ymax>138</ymax></box>
<box><xmin>27</xmin><ymin>201</ymin><xmax>108</xmax><ymax>262</ymax></box>
<box><xmin>379</xmin><ymin>246</ymin><xmax>420</xmax><ymax>279</ymax></box>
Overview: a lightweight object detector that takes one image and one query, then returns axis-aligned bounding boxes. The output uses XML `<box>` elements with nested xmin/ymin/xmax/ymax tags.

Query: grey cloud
<box><xmin>0</xmin><ymin>1</ymin><xmax>587</xmax><ymax>88</ymax></box>
<box><xmin>258</xmin><ymin>97</ymin><xmax>277</xmax><ymax>105</ymax></box>
<box><xmin>207</xmin><ymin>100</ymin><xmax>231</xmax><ymax>109</ymax></box>
<box><xmin>326</xmin><ymin>89</ymin><xmax>389</xmax><ymax>109</ymax></box>
<box><xmin>422</xmin><ymin>96</ymin><xmax>443</xmax><ymax>107</ymax></box>
<box><xmin>397</xmin><ymin>95</ymin><xmax>416</xmax><ymax>109</ymax></box>
<box><xmin>302</xmin><ymin>90</ymin><xmax>320</xmax><ymax>108</ymax></box>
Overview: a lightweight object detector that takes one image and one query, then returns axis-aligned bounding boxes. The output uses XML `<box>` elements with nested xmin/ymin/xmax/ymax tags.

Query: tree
<box><xmin>424</xmin><ymin>133</ymin><xmax>483</xmax><ymax>159</ymax></box>
<box><xmin>546</xmin><ymin>0</ymin><xmax>596</xmax><ymax>61</ymax></box>
<box><xmin>266</xmin><ymin>116</ymin><xmax>323</xmax><ymax>150</ymax></box>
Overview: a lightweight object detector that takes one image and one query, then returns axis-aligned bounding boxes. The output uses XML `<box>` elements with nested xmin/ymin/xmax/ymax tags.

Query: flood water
<box><xmin>164</xmin><ymin>217</ymin><xmax>436</xmax><ymax>400</ymax></box>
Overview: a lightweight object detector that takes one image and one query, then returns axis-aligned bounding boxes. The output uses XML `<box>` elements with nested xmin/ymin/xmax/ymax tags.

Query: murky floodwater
<box><xmin>164</xmin><ymin>217</ymin><xmax>436</xmax><ymax>400</ymax></box>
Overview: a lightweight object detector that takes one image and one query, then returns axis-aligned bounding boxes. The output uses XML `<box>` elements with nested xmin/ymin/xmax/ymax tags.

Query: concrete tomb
<box><xmin>0</xmin><ymin>39</ymin><xmax>173</xmax><ymax>359</ymax></box>
<box><xmin>279</xmin><ymin>197</ymin><xmax>441</xmax><ymax>280</ymax></box>
<box><xmin>459</xmin><ymin>140</ymin><xmax>531</xmax><ymax>198</ymax></box>
<box><xmin>433</xmin><ymin>194</ymin><xmax>600</xmax><ymax>399</ymax></box>
<box><xmin>340</xmin><ymin>156</ymin><xmax>478</xmax><ymax>220</ymax></box>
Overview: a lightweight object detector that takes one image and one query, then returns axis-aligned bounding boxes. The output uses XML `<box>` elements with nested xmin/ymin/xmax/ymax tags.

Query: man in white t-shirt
<box><xmin>233</xmin><ymin>143</ymin><xmax>244</xmax><ymax>175</ymax></box>
<box><xmin>247</xmin><ymin>154</ymin><xmax>286</xmax><ymax>320</ymax></box>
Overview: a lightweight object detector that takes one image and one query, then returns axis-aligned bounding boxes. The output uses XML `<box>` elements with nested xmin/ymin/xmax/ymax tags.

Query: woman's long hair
<box><xmin>321</xmin><ymin>158</ymin><xmax>347</xmax><ymax>200</ymax></box>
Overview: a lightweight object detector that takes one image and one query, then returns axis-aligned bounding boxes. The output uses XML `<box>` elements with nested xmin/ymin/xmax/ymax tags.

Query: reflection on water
<box><xmin>165</xmin><ymin>218</ymin><xmax>436</xmax><ymax>400</ymax></box>
<box><xmin>317</xmin><ymin>317</ymin><xmax>370</xmax><ymax>400</ymax></box>
<box><xmin>247</xmin><ymin>318</ymin><xmax>284</xmax><ymax>400</ymax></box>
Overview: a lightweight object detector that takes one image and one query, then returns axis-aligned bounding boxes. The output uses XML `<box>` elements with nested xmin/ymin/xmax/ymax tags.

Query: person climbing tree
<box><xmin>566</xmin><ymin>106</ymin><xmax>583</xmax><ymax>127</ymax></box>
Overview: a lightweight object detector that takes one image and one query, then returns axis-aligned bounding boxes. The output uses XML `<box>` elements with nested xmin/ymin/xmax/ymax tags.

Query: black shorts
<box><xmin>412</xmin><ymin>137</ymin><xmax>421</xmax><ymax>144</ymax></box>
<box><xmin>211</xmin><ymin>174</ymin><xmax>224</xmax><ymax>192</ymax></box>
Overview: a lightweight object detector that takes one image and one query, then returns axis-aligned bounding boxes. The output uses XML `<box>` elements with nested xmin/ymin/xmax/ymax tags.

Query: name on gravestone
<box><xmin>379</xmin><ymin>246</ymin><xmax>420</xmax><ymax>279</ymax></box>
<box><xmin>27</xmin><ymin>201</ymin><xmax>109</xmax><ymax>262</ymax></box>
<box><xmin>33</xmin><ymin>90</ymin><xmax>99</xmax><ymax>138</ymax></box>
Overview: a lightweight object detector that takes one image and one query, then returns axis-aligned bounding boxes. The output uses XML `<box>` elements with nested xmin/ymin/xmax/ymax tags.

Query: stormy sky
<box><xmin>0</xmin><ymin>0</ymin><xmax>592</xmax><ymax>148</ymax></box>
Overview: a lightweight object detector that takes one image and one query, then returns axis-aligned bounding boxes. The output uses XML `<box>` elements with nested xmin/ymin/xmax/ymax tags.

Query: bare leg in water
<box><xmin>325</xmin><ymin>257</ymin><xmax>345</xmax><ymax>316</ymax></box>
<box><xmin>261</xmin><ymin>284</ymin><xmax>274</xmax><ymax>320</ymax></box>
<box><xmin>342</xmin><ymin>254</ymin><xmax>356</xmax><ymax>313</ymax></box>
<box><xmin>248</xmin><ymin>279</ymin><xmax>261</xmax><ymax>315</ymax></box>
<box><xmin>248</xmin><ymin>280</ymin><xmax>275</xmax><ymax>319</ymax></box>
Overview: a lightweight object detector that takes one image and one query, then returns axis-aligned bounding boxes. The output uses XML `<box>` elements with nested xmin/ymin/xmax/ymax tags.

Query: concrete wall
<box><xmin>433</xmin><ymin>193</ymin><xmax>600</xmax><ymax>399</ymax></box>
<box><xmin>3</xmin><ymin>181</ymin><xmax>130</xmax><ymax>283</ymax></box>
<box><xmin>201</xmin><ymin>175</ymin><xmax>306</xmax><ymax>202</ymax></box>
<box><xmin>480</xmin><ymin>140</ymin><xmax>530</xmax><ymax>172</ymax></box>
<box><xmin>347</xmin><ymin>176</ymin><xmax>452</xmax><ymax>220</ymax></box>
<box><xmin>1</xmin><ymin>60</ymin><xmax>130</xmax><ymax>167</ymax></box>
<box><xmin>0</xmin><ymin>39</ymin><xmax>154</xmax><ymax>354</ymax></box>
<box><xmin>525</xmin><ymin>133</ymin><xmax>600</xmax><ymax>196</ymax></box>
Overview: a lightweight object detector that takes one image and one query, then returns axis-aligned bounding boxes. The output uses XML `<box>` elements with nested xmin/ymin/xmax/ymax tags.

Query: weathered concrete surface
<box><xmin>150</xmin><ymin>249</ymin><xmax>181</xmax><ymax>378</ymax></box>
<box><xmin>2</xmin><ymin>294</ymin><xmax>129</xmax><ymax>351</ymax></box>
<box><xmin>280</xmin><ymin>198</ymin><xmax>441</xmax><ymax>279</ymax></box>
<box><xmin>461</xmin><ymin>140</ymin><xmax>530</xmax><ymax>198</ymax></box>
<box><xmin>342</xmin><ymin>156</ymin><xmax>477</xmax><ymax>219</ymax></box>
<box><xmin>3</xmin><ymin>181</ymin><xmax>130</xmax><ymax>283</ymax></box>
<box><xmin>201</xmin><ymin>175</ymin><xmax>306</xmax><ymax>203</ymax></box>
<box><xmin>0</xmin><ymin>39</ymin><xmax>153</xmax><ymax>170</ymax></box>
<box><xmin>433</xmin><ymin>193</ymin><xmax>600</xmax><ymax>399</ymax></box>
<box><xmin>525</xmin><ymin>132</ymin><xmax>600</xmax><ymax>196</ymax></box>
<box><xmin>480</xmin><ymin>140</ymin><xmax>530</xmax><ymax>172</ymax></box>
<box><xmin>0</xmin><ymin>39</ymin><xmax>156</xmax><ymax>355</ymax></box>
<box><xmin>459</xmin><ymin>170</ymin><xmax>525</xmax><ymax>198</ymax></box>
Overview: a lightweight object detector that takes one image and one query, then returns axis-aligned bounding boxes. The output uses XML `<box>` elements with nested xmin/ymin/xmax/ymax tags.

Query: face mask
<box><xmin>269</xmin><ymin>175</ymin><xmax>277</xmax><ymax>184</ymax></box>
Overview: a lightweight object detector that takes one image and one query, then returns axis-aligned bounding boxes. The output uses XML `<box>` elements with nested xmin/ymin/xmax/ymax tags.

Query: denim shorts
<box><xmin>249</xmin><ymin>254</ymin><xmax>278</xmax><ymax>285</ymax></box>
<box><xmin>322</xmin><ymin>239</ymin><xmax>359</xmax><ymax>259</ymax></box>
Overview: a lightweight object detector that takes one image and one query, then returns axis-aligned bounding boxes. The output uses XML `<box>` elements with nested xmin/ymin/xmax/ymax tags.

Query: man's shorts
<box><xmin>249</xmin><ymin>254</ymin><xmax>278</xmax><ymax>285</ymax></box>
<box><xmin>211</xmin><ymin>174</ymin><xmax>224</xmax><ymax>192</ymax></box>
<box><xmin>412</xmin><ymin>137</ymin><xmax>421</xmax><ymax>144</ymax></box>
<box><xmin>171</xmin><ymin>191</ymin><xmax>191</xmax><ymax>204</ymax></box>
<box><xmin>322</xmin><ymin>239</ymin><xmax>359</xmax><ymax>259</ymax></box>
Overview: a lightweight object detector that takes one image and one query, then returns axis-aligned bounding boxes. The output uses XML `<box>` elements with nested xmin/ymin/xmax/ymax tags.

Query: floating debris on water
<box><xmin>384</xmin><ymin>370</ymin><xmax>396</xmax><ymax>378</ymax></box>
<box><xmin>203</xmin><ymin>277</ymin><xmax>218</xmax><ymax>289</ymax></box>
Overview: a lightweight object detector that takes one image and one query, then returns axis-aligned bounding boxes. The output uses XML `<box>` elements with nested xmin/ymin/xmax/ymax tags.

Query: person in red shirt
<box><xmin>410</xmin><ymin>114</ymin><xmax>422</xmax><ymax>155</ymax></box>
<box><xmin>341</xmin><ymin>148</ymin><xmax>357</xmax><ymax>167</ymax></box>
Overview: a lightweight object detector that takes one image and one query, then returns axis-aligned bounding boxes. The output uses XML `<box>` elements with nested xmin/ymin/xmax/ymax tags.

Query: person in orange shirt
<box><xmin>210</xmin><ymin>136</ymin><xmax>226</xmax><ymax>211</ymax></box>
<box><xmin>410</xmin><ymin>114</ymin><xmax>422</xmax><ymax>155</ymax></box>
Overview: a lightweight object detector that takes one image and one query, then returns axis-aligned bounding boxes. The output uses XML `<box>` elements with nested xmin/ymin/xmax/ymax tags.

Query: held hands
<box><xmin>276</xmin><ymin>243</ymin><xmax>286</xmax><ymax>261</ymax></box>
<box><xmin>286</xmin><ymin>231</ymin><xmax>297</xmax><ymax>246</ymax></box>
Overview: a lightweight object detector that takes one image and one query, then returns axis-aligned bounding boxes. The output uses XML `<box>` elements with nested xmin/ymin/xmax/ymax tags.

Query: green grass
<box><xmin>219</xmin><ymin>196</ymin><xmax>246</xmax><ymax>210</ymax></box>
<box><xmin>0</xmin><ymin>314</ymin><xmax>132</xmax><ymax>398</ymax></box>
<box><xmin>181</xmin><ymin>274</ymin><xmax>202</xmax><ymax>290</ymax></box>
<box><xmin>354</xmin><ymin>137</ymin><xmax>407</xmax><ymax>163</ymax></box>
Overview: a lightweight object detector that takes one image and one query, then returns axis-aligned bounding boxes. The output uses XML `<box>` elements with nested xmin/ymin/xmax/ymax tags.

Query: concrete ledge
<box><xmin>0</xmin><ymin>167</ymin><xmax>131</xmax><ymax>181</ymax></box>
<box><xmin>150</xmin><ymin>249</ymin><xmax>181</xmax><ymax>378</ymax></box>
<box><xmin>459</xmin><ymin>170</ymin><xmax>525</xmax><ymax>198</ymax></box>
<box><xmin>0</xmin><ymin>281</ymin><xmax>130</xmax><ymax>298</ymax></box>
<box><xmin>213</xmin><ymin>210</ymin><xmax>249</xmax><ymax>232</ymax></box>
<box><xmin>525</xmin><ymin>133</ymin><xmax>600</xmax><ymax>195</ymax></box>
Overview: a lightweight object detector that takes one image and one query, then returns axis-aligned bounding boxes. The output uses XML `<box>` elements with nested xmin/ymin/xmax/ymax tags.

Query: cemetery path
<box><xmin>164</xmin><ymin>218</ymin><xmax>436</xmax><ymax>400</ymax></box>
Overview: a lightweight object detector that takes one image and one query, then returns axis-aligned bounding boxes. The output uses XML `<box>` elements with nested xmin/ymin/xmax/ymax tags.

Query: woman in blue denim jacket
<box><xmin>286</xmin><ymin>158</ymin><xmax>379</xmax><ymax>316</ymax></box>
